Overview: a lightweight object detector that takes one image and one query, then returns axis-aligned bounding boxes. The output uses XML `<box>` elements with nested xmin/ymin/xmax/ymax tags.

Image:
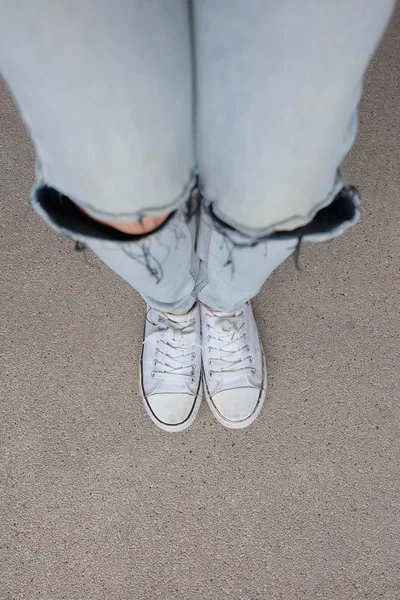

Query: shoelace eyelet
<box><xmin>208</xmin><ymin>358</ymin><xmax>212</xmax><ymax>365</ymax></box>
<box><xmin>249</xmin><ymin>357</ymin><xmax>253</xmax><ymax>363</ymax></box>
<box><xmin>151</xmin><ymin>371</ymin><xmax>155</xmax><ymax>378</ymax></box>
<box><xmin>209</xmin><ymin>370</ymin><xmax>213</xmax><ymax>378</ymax></box>
<box><xmin>251</xmin><ymin>368</ymin><xmax>256</xmax><ymax>375</ymax></box>
<box><xmin>153</xmin><ymin>359</ymin><xmax>157</xmax><ymax>366</ymax></box>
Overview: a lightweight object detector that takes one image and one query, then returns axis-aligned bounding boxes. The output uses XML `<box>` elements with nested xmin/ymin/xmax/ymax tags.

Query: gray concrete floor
<box><xmin>1</xmin><ymin>8</ymin><xmax>400</xmax><ymax>600</ymax></box>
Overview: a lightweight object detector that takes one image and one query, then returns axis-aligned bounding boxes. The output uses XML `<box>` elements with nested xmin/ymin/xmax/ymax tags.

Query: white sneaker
<box><xmin>200</xmin><ymin>302</ymin><xmax>267</xmax><ymax>429</ymax></box>
<box><xmin>140</xmin><ymin>304</ymin><xmax>202</xmax><ymax>432</ymax></box>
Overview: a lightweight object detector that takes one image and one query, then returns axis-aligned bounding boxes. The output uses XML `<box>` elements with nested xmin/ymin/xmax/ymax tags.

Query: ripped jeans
<box><xmin>0</xmin><ymin>0</ymin><xmax>394</xmax><ymax>313</ymax></box>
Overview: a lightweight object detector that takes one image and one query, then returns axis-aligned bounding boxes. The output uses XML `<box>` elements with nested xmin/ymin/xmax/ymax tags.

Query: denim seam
<box><xmin>201</xmin><ymin>225</ymin><xmax>212</xmax><ymax>269</ymax></box>
<box><xmin>187</xmin><ymin>217</ymin><xmax>197</xmax><ymax>266</ymax></box>
<box><xmin>193</xmin><ymin>276</ymin><xmax>209</xmax><ymax>296</ymax></box>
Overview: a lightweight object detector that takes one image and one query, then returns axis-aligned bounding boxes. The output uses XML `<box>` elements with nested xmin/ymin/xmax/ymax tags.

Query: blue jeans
<box><xmin>0</xmin><ymin>0</ymin><xmax>394</xmax><ymax>312</ymax></box>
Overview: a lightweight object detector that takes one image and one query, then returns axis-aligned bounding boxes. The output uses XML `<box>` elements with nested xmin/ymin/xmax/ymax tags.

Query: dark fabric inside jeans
<box><xmin>208</xmin><ymin>185</ymin><xmax>359</xmax><ymax>242</ymax></box>
<box><xmin>36</xmin><ymin>183</ymin><xmax>358</xmax><ymax>251</ymax></box>
<box><xmin>35</xmin><ymin>185</ymin><xmax>176</xmax><ymax>241</ymax></box>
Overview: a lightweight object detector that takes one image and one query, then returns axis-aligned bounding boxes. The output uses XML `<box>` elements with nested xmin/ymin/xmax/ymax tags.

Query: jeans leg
<box><xmin>194</xmin><ymin>0</ymin><xmax>395</xmax><ymax>236</ymax></box>
<box><xmin>196</xmin><ymin>183</ymin><xmax>362</xmax><ymax>312</ymax></box>
<box><xmin>195</xmin><ymin>203</ymin><xmax>296</xmax><ymax>312</ymax></box>
<box><xmin>0</xmin><ymin>0</ymin><xmax>197</xmax><ymax>311</ymax></box>
<box><xmin>87</xmin><ymin>207</ymin><xmax>199</xmax><ymax>314</ymax></box>
<box><xmin>34</xmin><ymin>185</ymin><xmax>199</xmax><ymax>314</ymax></box>
<box><xmin>0</xmin><ymin>0</ymin><xmax>194</xmax><ymax>223</ymax></box>
<box><xmin>193</xmin><ymin>0</ymin><xmax>394</xmax><ymax>311</ymax></box>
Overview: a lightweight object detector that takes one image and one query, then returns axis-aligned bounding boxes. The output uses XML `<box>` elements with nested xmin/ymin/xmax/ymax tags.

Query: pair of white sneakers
<box><xmin>140</xmin><ymin>302</ymin><xmax>267</xmax><ymax>431</ymax></box>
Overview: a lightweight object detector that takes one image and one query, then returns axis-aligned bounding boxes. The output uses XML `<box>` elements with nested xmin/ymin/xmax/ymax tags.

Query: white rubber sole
<box><xmin>203</xmin><ymin>351</ymin><xmax>267</xmax><ymax>430</ymax></box>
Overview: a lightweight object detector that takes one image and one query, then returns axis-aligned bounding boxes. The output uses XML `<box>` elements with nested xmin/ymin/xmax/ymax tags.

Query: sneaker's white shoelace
<box><xmin>145</xmin><ymin>314</ymin><xmax>198</xmax><ymax>382</ymax></box>
<box><xmin>205</xmin><ymin>310</ymin><xmax>255</xmax><ymax>377</ymax></box>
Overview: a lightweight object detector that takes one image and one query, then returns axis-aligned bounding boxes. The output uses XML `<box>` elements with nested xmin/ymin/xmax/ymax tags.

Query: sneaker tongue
<box><xmin>165</xmin><ymin>309</ymin><xmax>194</xmax><ymax>324</ymax></box>
<box><xmin>212</xmin><ymin>309</ymin><xmax>241</xmax><ymax>319</ymax></box>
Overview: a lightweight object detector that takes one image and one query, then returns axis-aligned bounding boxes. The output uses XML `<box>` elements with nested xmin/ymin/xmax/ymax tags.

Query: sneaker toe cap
<box><xmin>146</xmin><ymin>393</ymin><xmax>197</xmax><ymax>427</ymax></box>
<box><xmin>211</xmin><ymin>388</ymin><xmax>262</xmax><ymax>424</ymax></box>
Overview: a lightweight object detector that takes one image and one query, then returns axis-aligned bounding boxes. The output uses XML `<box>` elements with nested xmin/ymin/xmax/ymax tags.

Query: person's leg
<box><xmin>0</xmin><ymin>0</ymin><xmax>201</xmax><ymax>431</ymax></box>
<box><xmin>194</xmin><ymin>0</ymin><xmax>395</xmax><ymax>428</ymax></box>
